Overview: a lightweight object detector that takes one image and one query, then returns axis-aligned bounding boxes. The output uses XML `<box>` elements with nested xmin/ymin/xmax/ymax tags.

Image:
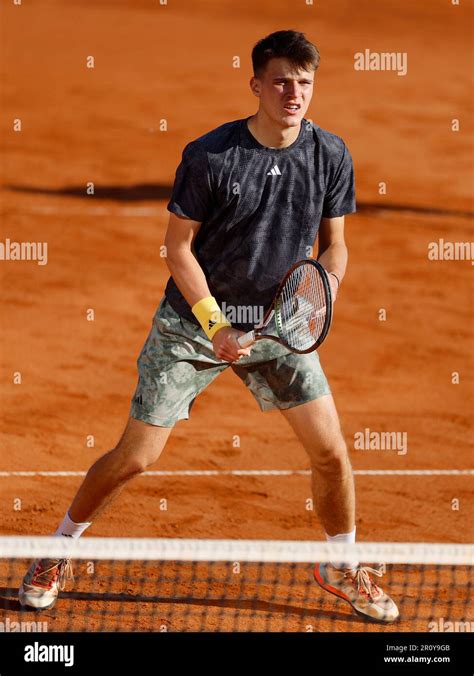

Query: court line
<box><xmin>6</xmin><ymin>204</ymin><xmax>161</xmax><ymax>217</ymax></box>
<box><xmin>6</xmin><ymin>201</ymin><xmax>474</xmax><ymax>219</ymax></box>
<box><xmin>357</xmin><ymin>202</ymin><xmax>474</xmax><ymax>219</ymax></box>
<box><xmin>0</xmin><ymin>469</ymin><xmax>472</xmax><ymax>477</ymax></box>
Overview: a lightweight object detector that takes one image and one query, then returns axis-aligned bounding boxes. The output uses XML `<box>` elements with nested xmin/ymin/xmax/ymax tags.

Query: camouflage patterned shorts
<box><xmin>130</xmin><ymin>296</ymin><xmax>331</xmax><ymax>427</ymax></box>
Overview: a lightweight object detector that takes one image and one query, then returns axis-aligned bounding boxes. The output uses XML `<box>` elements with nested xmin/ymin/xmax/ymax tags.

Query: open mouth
<box><xmin>283</xmin><ymin>103</ymin><xmax>301</xmax><ymax>114</ymax></box>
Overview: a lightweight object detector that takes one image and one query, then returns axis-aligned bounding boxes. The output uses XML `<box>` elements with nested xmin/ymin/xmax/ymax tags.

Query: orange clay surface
<box><xmin>0</xmin><ymin>0</ymin><xmax>472</xmax><ymax>631</ymax></box>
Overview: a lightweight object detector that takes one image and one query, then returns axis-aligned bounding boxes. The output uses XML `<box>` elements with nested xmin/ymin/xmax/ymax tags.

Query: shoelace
<box><xmin>346</xmin><ymin>566</ymin><xmax>383</xmax><ymax>600</ymax></box>
<box><xmin>31</xmin><ymin>559</ymin><xmax>74</xmax><ymax>591</ymax></box>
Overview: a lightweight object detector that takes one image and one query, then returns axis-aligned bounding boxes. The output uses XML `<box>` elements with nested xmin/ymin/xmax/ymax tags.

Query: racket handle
<box><xmin>237</xmin><ymin>330</ymin><xmax>256</xmax><ymax>348</ymax></box>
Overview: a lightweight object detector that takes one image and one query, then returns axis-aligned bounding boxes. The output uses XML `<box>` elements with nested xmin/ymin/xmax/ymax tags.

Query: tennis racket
<box><xmin>237</xmin><ymin>259</ymin><xmax>333</xmax><ymax>354</ymax></box>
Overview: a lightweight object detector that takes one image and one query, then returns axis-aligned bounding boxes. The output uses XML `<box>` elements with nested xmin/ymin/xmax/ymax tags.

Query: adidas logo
<box><xmin>134</xmin><ymin>394</ymin><xmax>143</xmax><ymax>406</ymax></box>
<box><xmin>208</xmin><ymin>319</ymin><xmax>216</xmax><ymax>330</ymax></box>
<box><xmin>267</xmin><ymin>164</ymin><xmax>282</xmax><ymax>176</ymax></box>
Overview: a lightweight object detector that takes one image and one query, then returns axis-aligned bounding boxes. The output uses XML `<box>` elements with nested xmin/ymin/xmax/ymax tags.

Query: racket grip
<box><xmin>237</xmin><ymin>330</ymin><xmax>256</xmax><ymax>348</ymax></box>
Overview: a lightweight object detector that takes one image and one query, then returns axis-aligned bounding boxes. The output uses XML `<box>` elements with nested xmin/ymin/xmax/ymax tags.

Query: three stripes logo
<box><xmin>208</xmin><ymin>319</ymin><xmax>216</xmax><ymax>330</ymax></box>
<box><xmin>267</xmin><ymin>164</ymin><xmax>282</xmax><ymax>176</ymax></box>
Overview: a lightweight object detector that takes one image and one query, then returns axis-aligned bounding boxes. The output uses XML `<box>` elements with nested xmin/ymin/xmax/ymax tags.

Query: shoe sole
<box><xmin>313</xmin><ymin>565</ymin><xmax>399</xmax><ymax>624</ymax></box>
<box><xmin>20</xmin><ymin>601</ymin><xmax>57</xmax><ymax>612</ymax></box>
<box><xmin>19</xmin><ymin>587</ymin><xmax>58</xmax><ymax>612</ymax></box>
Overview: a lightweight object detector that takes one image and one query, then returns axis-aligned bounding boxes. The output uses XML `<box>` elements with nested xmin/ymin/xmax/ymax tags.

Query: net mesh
<box><xmin>0</xmin><ymin>537</ymin><xmax>472</xmax><ymax>633</ymax></box>
<box><xmin>276</xmin><ymin>262</ymin><xmax>331</xmax><ymax>352</ymax></box>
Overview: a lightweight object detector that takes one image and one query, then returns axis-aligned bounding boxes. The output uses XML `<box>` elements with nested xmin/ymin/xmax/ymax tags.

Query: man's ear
<box><xmin>249</xmin><ymin>76</ymin><xmax>261</xmax><ymax>97</ymax></box>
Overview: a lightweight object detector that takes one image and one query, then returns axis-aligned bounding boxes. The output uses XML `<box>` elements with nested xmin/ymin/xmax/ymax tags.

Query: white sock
<box><xmin>325</xmin><ymin>527</ymin><xmax>359</xmax><ymax>570</ymax></box>
<box><xmin>54</xmin><ymin>511</ymin><xmax>92</xmax><ymax>539</ymax></box>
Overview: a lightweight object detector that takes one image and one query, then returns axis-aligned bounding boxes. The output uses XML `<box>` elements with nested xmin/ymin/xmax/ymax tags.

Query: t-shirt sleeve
<box><xmin>322</xmin><ymin>143</ymin><xmax>356</xmax><ymax>218</ymax></box>
<box><xmin>167</xmin><ymin>142</ymin><xmax>213</xmax><ymax>222</ymax></box>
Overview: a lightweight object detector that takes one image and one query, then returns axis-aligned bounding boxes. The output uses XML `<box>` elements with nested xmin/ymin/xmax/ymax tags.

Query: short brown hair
<box><xmin>251</xmin><ymin>30</ymin><xmax>320</xmax><ymax>78</ymax></box>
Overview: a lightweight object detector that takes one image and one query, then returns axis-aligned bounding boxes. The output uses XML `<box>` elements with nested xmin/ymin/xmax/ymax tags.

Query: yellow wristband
<box><xmin>191</xmin><ymin>296</ymin><xmax>231</xmax><ymax>340</ymax></box>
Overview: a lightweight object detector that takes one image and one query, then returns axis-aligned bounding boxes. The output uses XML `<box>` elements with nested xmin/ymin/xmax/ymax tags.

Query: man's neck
<box><xmin>247</xmin><ymin>112</ymin><xmax>301</xmax><ymax>149</ymax></box>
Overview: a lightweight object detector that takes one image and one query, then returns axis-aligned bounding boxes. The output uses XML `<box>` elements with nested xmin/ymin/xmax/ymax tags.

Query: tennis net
<box><xmin>0</xmin><ymin>537</ymin><xmax>472</xmax><ymax>632</ymax></box>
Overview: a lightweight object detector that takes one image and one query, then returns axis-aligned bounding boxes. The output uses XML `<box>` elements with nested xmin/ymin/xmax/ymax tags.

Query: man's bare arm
<box><xmin>164</xmin><ymin>212</ymin><xmax>211</xmax><ymax>307</ymax></box>
<box><xmin>164</xmin><ymin>212</ymin><xmax>251</xmax><ymax>361</ymax></box>
<box><xmin>317</xmin><ymin>216</ymin><xmax>348</xmax><ymax>299</ymax></box>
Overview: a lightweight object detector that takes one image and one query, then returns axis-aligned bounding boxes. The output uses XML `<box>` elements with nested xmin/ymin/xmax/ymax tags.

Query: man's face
<box><xmin>251</xmin><ymin>57</ymin><xmax>314</xmax><ymax>127</ymax></box>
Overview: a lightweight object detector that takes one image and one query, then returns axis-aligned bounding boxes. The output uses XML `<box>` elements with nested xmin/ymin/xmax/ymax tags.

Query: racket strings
<box><xmin>277</xmin><ymin>264</ymin><xmax>328</xmax><ymax>351</ymax></box>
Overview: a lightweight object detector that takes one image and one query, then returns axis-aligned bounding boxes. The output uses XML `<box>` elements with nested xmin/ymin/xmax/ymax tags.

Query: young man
<box><xmin>19</xmin><ymin>30</ymin><xmax>398</xmax><ymax>624</ymax></box>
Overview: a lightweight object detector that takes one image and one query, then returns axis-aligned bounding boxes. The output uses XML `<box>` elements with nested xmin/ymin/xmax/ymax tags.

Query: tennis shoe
<box><xmin>19</xmin><ymin>558</ymin><xmax>73</xmax><ymax>610</ymax></box>
<box><xmin>314</xmin><ymin>562</ymin><xmax>399</xmax><ymax>623</ymax></box>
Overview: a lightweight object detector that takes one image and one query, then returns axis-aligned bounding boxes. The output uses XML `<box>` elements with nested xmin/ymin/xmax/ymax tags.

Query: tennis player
<box><xmin>19</xmin><ymin>30</ymin><xmax>398</xmax><ymax>623</ymax></box>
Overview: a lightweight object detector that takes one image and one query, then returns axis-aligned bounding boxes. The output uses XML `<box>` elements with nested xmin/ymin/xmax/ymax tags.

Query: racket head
<box><xmin>273</xmin><ymin>259</ymin><xmax>332</xmax><ymax>353</ymax></box>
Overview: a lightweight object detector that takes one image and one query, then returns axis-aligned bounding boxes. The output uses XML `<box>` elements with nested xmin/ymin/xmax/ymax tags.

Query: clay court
<box><xmin>0</xmin><ymin>0</ymin><xmax>472</xmax><ymax>632</ymax></box>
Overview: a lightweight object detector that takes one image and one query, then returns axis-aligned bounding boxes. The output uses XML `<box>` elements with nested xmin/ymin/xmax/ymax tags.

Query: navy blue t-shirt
<box><xmin>165</xmin><ymin>117</ymin><xmax>356</xmax><ymax>331</ymax></box>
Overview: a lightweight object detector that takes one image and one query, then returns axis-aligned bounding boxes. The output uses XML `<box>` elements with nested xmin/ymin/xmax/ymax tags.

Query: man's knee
<box><xmin>310</xmin><ymin>438</ymin><xmax>351</xmax><ymax>477</ymax></box>
<box><xmin>110</xmin><ymin>446</ymin><xmax>149</xmax><ymax>478</ymax></box>
<box><xmin>110</xmin><ymin>419</ymin><xmax>172</xmax><ymax>478</ymax></box>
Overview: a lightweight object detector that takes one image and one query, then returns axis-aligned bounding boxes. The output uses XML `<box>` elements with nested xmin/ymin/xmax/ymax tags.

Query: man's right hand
<box><xmin>212</xmin><ymin>327</ymin><xmax>253</xmax><ymax>362</ymax></box>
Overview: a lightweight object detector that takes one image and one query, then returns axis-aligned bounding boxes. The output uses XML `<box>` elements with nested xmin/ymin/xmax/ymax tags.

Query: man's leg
<box><xmin>234</xmin><ymin>345</ymin><xmax>398</xmax><ymax>622</ymax></box>
<box><xmin>280</xmin><ymin>394</ymin><xmax>355</xmax><ymax>536</ymax></box>
<box><xmin>280</xmin><ymin>395</ymin><xmax>398</xmax><ymax>622</ymax></box>
<box><xmin>19</xmin><ymin>295</ymin><xmax>230</xmax><ymax>609</ymax></box>
<box><xmin>69</xmin><ymin>417</ymin><xmax>173</xmax><ymax>523</ymax></box>
<box><xmin>19</xmin><ymin>416</ymin><xmax>172</xmax><ymax>609</ymax></box>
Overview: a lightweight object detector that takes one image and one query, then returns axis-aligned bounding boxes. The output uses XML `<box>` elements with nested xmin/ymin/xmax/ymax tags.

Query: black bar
<box><xmin>0</xmin><ymin>632</ymin><xmax>471</xmax><ymax>675</ymax></box>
